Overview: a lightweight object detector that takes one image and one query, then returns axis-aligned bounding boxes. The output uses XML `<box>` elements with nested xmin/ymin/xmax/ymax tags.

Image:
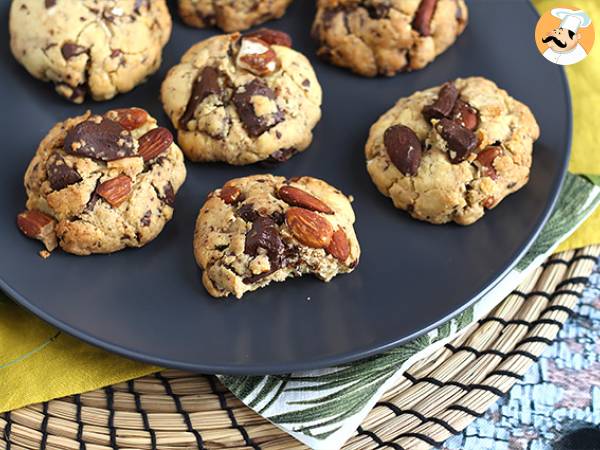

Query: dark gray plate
<box><xmin>0</xmin><ymin>0</ymin><xmax>570</xmax><ymax>374</ymax></box>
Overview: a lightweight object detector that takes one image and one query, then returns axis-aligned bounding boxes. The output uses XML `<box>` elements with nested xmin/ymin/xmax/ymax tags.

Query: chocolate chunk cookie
<box><xmin>194</xmin><ymin>175</ymin><xmax>360</xmax><ymax>298</ymax></box>
<box><xmin>178</xmin><ymin>0</ymin><xmax>293</xmax><ymax>32</ymax></box>
<box><xmin>365</xmin><ymin>77</ymin><xmax>540</xmax><ymax>225</ymax></box>
<box><xmin>9</xmin><ymin>0</ymin><xmax>172</xmax><ymax>103</ymax></box>
<box><xmin>19</xmin><ymin>108</ymin><xmax>186</xmax><ymax>255</ymax></box>
<box><xmin>312</xmin><ymin>0</ymin><xmax>468</xmax><ymax>77</ymax></box>
<box><xmin>161</xmin><ymin>30</ymin><xmax>322</xmax><ymax>165</ymax></box>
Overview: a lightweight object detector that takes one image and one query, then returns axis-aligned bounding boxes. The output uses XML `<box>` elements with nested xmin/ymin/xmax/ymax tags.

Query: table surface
<box><xmin>443</xmin><ymin>263</ymin><xmax>600</xmax><ymax>450</ymax></box>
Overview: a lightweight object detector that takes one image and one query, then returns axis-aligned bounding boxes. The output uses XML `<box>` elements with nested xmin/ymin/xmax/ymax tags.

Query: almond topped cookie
<box><xmin>178</xmin><ymin>0</ymin><xmax>293</xmax><ymax>32</ymax></box>
<box><xmin>19</xmin><ymin>108</ymin><xmax>186</xmax><ymax>255</ymax></box>
<box><xmin>365</xmin><ymin>77</ymin><xmax>540</xmax><ymax>225</ymax></box>
<box><xmin>312</xmin><ymin>0</ymin><xmax>468</xmax><ymax>77</ymax></box>
<box><xmin>161</xmin><ymin>30</ymin><xmax>322</xmax><ymax>165</ymax></box>
<box><xmin>194</xmin><ymin>175</ymin><xmax>360</xmax><ymax>298</ymax></box>
<box><xmin>9</xmin><ymin>0</ymin><xmax>172</xmax><ymax>103</ymax></box>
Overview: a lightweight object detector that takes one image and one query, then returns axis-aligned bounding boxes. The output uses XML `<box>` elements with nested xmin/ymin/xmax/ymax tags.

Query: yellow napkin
<box><xmin>0</xmin><ymin>0</ymin><xmax>599</xmax><ymax>414</ymax></box>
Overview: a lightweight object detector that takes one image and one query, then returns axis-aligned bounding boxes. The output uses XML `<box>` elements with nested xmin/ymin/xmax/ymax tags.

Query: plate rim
<box><xmin>0</xmin><ymin>0</ymin><xmax>573</xmax><ymax>375</ymax></box>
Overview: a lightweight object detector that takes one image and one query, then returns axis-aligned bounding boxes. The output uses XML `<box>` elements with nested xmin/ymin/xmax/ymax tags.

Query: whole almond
<box><xmin>96</xmin><ymin>175</ymin><xmax>132</xmax><ymax>207</ymax></box>
<box><xmin>236</xmin><ymin>37</ymin><xmax>279</xmax><ymax>76</ymax></box>
<box><xmin>105</xmin><ymin>108</ymin><xmax>149</xmax><ymax>131</ymax></box>
<box><xmin>138</xmin><ymin>127</ymin><xmax>173</xmax><ymax>162</ymax></box>
<box><xmin>17</xmin><ymin>210</ymin><xmax>58</xmax><ymax>251</ymax></box>
<box><xmin>278</xmin><ymin>186</ymin><xmax>334</xmax><ymax>214</ymax></box>
<box><xmin>219</xmin><ymin>185</ymin><xmax>243</xmax><ymax>205</ymax></box>
<box><xmin>326</xmin><ymin>228</ymin><xmax>350</xmax><ymax>262</ymax></box>
<box><xmin>245</xmin><ymin>28</ymin><xmax>292</xmax><ymax>48</ymax></box>
<box><xmin>476</xmin><ymin>145</ymin><xmax>502</xmax><ymax>179</ymax></box>
<box><xmin>285</xmin><ymin>207</ymin><xmax>333</xmax><ymax>249</ymax></box>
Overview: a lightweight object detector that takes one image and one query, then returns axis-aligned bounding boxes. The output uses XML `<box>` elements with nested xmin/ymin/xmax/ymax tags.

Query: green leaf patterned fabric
<box><xmin>218</xmin><ymin>173</ymin><xmax>600</xmax><ymax>450</ymax></box>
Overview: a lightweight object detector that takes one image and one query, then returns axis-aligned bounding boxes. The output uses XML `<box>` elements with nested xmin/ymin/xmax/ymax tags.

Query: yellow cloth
<box><xmin>0</xmin><ymin>0</ymin><xmax>599</xmax><ymax>414</ymax></box>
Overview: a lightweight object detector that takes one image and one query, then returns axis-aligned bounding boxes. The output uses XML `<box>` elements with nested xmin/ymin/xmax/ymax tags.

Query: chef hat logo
<box><xmin>535</xmin><ymin>6</ymin><xmax>595</xmax><ymax>66</ymax></box>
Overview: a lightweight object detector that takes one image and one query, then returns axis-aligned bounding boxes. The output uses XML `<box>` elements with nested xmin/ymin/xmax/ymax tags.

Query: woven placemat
<box><xmin>1</xmin><ymin>245</ymin><xmax>599</xmax><ymax>450</ymax></box>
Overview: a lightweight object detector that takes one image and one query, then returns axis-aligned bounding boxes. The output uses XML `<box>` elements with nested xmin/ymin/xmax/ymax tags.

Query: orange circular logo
<box><xmin>535</xmin><ymin>6</ymin><xmax>594</xmax><ymax>65</ymax></box>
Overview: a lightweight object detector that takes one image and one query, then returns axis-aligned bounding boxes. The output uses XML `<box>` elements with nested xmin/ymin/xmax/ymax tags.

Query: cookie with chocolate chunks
<box><xmin>178</xmin><ymin>0</ymin><xmax>293</xmax><ymax>32</ymax></box>
<box><xmin>9</xmin><ymin>0</ymin><xmax>172</xmax><ymax>103</ymax></box>
<box><xmin>161</xmin><ymin>31</ymin><xmax>322</xmax><ymax>165</ymax></box>
<box><xmin>20</xmin><ymin>109</ymin><xmax>186</xmax><ymax>255</ymax></box>
<box><xmin>194</xmin><ymin>175</ymin><xmax>360</xmax><ymax>299</ymax></box>
<box><xmin>365</xmin><ymin>77</ymin><xmax>540</xmax><ymax>225</ymax></box>
<box><xmin>312</xmin><ymin>0</ymin><xmax>468</xmax><ymax>77</ymax></box>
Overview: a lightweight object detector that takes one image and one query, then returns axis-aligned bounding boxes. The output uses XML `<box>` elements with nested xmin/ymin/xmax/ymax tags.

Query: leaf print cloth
<box><xmin>217</xmin><ymin>174</ymin><xmax>600</xmax><ymax>450</ymax></box>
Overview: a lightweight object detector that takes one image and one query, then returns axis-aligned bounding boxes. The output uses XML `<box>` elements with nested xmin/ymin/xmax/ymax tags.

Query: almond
<box><xmin>219</xmin><ymin>185</ymin><xmax>243</xmax><ymax>205</ymax></box>
<box><xmin>17</xmin><ymin>210</ymin><xmax>58</xmax><ymax>251</ymax></box>
<box><xmin>278</xmin><ymin>186</ymin><xmax>334</xmax><ymax>214</ymax></box>
<box><xmin>245</xmin><ymin>28</ymin><xmax>292</xmax><ymax>48</ymax></box>
<box><xmin>326</xmin><ymin>228</ymin><xmax>350</xmax><ymax>262</ymax></box>
<box><xmin>105</xmin><ymin>108</ymin><xmax>149</xmax><ymax>131</ymax></box>
<box><xmin>285</xmin><ymin>207</ymin><xmax>333</xmax><ymax>249</ymax></box>
<box><xmin>236</xmin><ymin>37</ymin><xmax>279</xmax><ymax>76</ymax></box>
<box><xmin>96</xmin><ymin>175</ymin><xmax>132</xmax><ymax>207</ymax></box>
<box><xmin>476</xmin><ymin>146</ymin><xmax>502</xmax><ymax>180</ymax></box>
<box><xmin>138</xmin><ymin>127</ymin><xmax>173</xmax><ymax>162</ymax></box>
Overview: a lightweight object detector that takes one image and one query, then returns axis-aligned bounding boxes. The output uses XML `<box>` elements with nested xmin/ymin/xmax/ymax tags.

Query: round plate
<box><xmin>0</xmin><ymin>0</ymin><xmax>570</xmax><ymax>374</ymax></box>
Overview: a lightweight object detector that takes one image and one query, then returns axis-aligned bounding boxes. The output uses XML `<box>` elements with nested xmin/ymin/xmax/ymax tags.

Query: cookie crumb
<box><xmin>39</xmin><ymin>250</ymin><xmax>51</xmax><ymax>259</ymax></box>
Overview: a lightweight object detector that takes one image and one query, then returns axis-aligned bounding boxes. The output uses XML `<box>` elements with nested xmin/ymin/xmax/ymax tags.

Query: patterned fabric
<box><xmin>442</xmin><ymin>265</ymin><xmax>600</xmax><ymax>450</ymax></box>
<box><xmin>217</xmin><ymin>174</ymin><xmax>600</xmax><ymax>450</ymax></box>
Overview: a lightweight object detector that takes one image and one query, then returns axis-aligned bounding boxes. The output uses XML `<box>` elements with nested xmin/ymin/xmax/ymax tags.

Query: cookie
<box><xmin>178</xmin><ymin>0</ymin><xmax>293</xmax><ymax>32</ymax></box>
<box><xmin>311</xmin><ymin>0</ymin><xmax>468</xmax><ymax>77</ymax></box>
<box><xmin>365</xmin><ymin>77</ymin><xmax>540</xmax><ymax>225</ymax></box>
<box><xmin>161</xmin><ymin>30</ymin><xmax>322</xmax><ymax>165</ymax></box>
<box><xmin>194</xmin><ymin>175</ymin><xmax>360</xmax><ymax>298</ymax></box>
<box><xmin>9</xmin><ymin>0</ymin><xmax>172</xmax><ymax>103</ymax></box>
<box><xmin>19</xmin><ymin>108</ymin><xmax>186</xmax><ymax>255</ymax></box>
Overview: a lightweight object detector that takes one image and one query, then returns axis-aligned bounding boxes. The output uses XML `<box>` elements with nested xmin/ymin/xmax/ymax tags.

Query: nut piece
<box><xmin>105</xmin><ymin>108</ymin><xmax>149</xmax><ymax>131</ymax></box>
<box><xmin>137</xmin><ymin>127</ymin><xmax>174</xmax><ymax>162</ymax></box>
<box><xmin>17</xmin><ymin>210</ymin><xmax>58</xmax><ymax>251</ymax></box>
<box><xmin>278</xmin><ymin>186</ymin><xmax>334</xmax><ymax>214</ymax></box>
<box><xmin>219</xmin><ymin>185</ymin><xmax>243</xmax><ymax>205</ymax></box>
<box><xmin>236</xmin><ymin>37</ymin><xmax>279</xmax><ymax>76</ymax></box>
<box><xmin>475</xmin><ymin>145</ymin><xmax>502</xmax><ymax>179</ymax></box>
<box><xmin>245</xmin><ymin>28</ymin><xmax>292</xmax><ymax>48</ymax></box>
<box><xmin>326</xmin><ymin>228</ymin><xmax>350</xmax><ymax>262</ymax></box>
<box><xmin>383</xmin><ymin>125</ymin><xmax>423</xmax><ymax>176</ymax></box>
<box><xmin>285</xmin><ymin>207</ymin><xmax>333</xmax><ymax>249</ymax></box>
<box><xmin>451</xmin><ymin>100</ymin><xmax>479</xmax><ymax>131</ymax></box>
<box><xmin>96</xmin><ymin>175</ymin><xmax>132</xmax><ymax>207</ymax></box>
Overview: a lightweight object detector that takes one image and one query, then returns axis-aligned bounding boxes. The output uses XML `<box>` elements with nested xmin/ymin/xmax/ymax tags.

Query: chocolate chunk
<box><xmin>161</xmin><ymin>182</ymin><xmax>176</xmax><ymax>206</ymax></box>
<box><xmin>45</xmin><ymin>0</ymin><xmax>56</xmax><ymax>8</ymax></box>
<box><xmin>422</xmin><ymin>82</ymin><xmax>458</xmax><ymax>122</ymax></box>
<box><xmin>267</xmin><ymin>147</ymin><xmax>296</xmax><ymax>163</ymax></box>
<box><xmin>437</xmin><ymin>118</ymin><xmax>477</xmax><ymax>163</ymax></box>
<box><xmin>232</xmin><ymin>79</ymin><xmax>284</xmax><ymax>137</ymax></box>
<box><xmin>64</xmin><ymin>117</ymin><xmax>135</xmax><ymax>161</ymax></box>
<box><xmin>364</xmin><ymin>3</ymin><xmax>390</xmax><ymax>19</ymax></box>
<box><xmin>270</xmin><ymin>211</ymin><xmax>285</xmax><ymax>225</ymax></box>
<box><xmin>179</xmin><ymin>67</ymin><xmax>223</xmax><ymax>128</ymax></box>
<box><xmin>61</xmin><ymin>43</ymin><xmax>87</xmax><ymax>60</ymax></box>
<box><xmin>383</xmin><ymin>125</ymin><xmax>422</xmax><ymax>176</ymax></box>
<box><xmin>244</xmin><ymin>216</ymin><xmax>284</xmax><ymax>269</ymax></box>
<box><xmin>237</xmin><ymin>204</ymin><xmax>259</xmax><ymax>222</ymax></box>
<box><xmin>451</xmin><ymin>99</ymin><xmax>479</xmax><ymax>131</ymax></box>
<box><xmin>46</xmin><ymin>154</ymin><xmax>82</xmax><ymax>190</ymax></box>
<box><xmin>141</xmin><ymin>210</ymin><xmax>152</xmax><ymax>226</ymax></box>
<box><xmin>412</xmin><ymin>0</ymin><xmax>438</xmax><ymax>36</ymax></box>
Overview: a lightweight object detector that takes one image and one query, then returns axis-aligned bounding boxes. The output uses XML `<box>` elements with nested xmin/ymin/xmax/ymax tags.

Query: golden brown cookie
<box><xmin>365</xmin><ymin>77</ymin><xmax>540</xmax><ymax>225</ymax></box>
<box><xmin>312</xmin><ymin>0</ymin><xmax>468</xmax><ymax>77</ymax></box>
<box><xmin>19</xmin><ymin>108</ymin><xmax>186</xmax><ymax>255</ymax></box>
<box><xmin>178</xmin><ymin>0</ymin><xmax>293</xmax><ymax>32</ymax></box>
<box><xmin>194</xmin><ymin>175</ymin><xmax>360</xmax><ymax>298</ymax></box>
<box><xmin>9</xmin><ymin>0</ymin><xmax>172</xmax><ymax>103</ymax></box>
<box><xmin>161</xmin><ymin>30</ymin><xmax>322</xmax><ymax>165</ymax></box>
